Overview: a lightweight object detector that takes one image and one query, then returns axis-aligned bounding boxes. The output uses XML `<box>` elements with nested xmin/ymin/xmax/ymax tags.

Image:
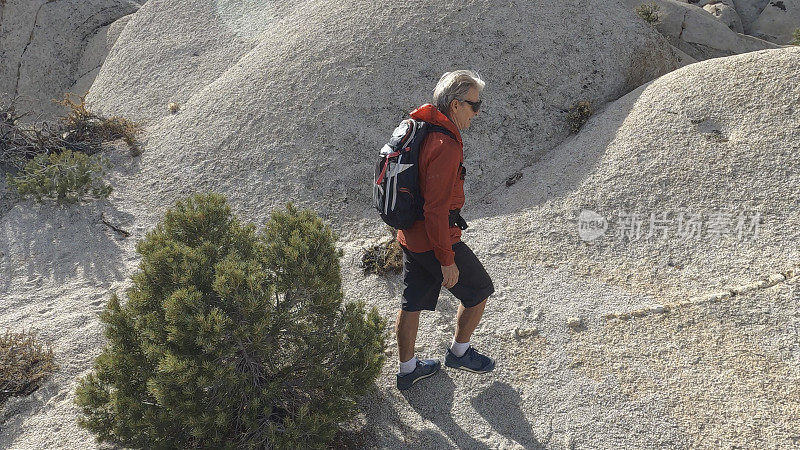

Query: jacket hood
<box><xmin>409</xmin><ymin>104</ymin><xmax>462</xmax><ymax>145</ymax></box>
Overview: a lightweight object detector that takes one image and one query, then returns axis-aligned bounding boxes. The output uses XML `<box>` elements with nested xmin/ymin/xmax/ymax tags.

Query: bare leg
<box><xmin>396</xmin><ymin>310</ymin><xmax>421</xmax><ymax>362</ymax></box>
<box><xmin>454</xmin><ymin>299</ymin><xmax>487</xmax><ymax>343</ymax></box>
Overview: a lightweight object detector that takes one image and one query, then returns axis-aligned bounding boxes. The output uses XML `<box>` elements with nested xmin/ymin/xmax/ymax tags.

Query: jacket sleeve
<box><xmin>421</xmin><ymin>135</ymin><xmax>461</xmax><ymax>266</ymax></box>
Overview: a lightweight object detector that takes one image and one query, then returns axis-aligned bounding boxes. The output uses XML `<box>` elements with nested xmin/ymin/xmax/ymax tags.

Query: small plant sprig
<box><xmin>566</xmin><ymin>100</ymin><xmax>594</xmax><ymax>134</ymax></box>
<box><xmin>791</xmin><ymin>28</ymin><xmax>800</xmax><ymax>46</ymax></box>
<box><xmin>362</xmin><ymin>225</ymin><xmax>404</xmax><ymax>275</ymax></box>
<box><xmin>0</xmin><ymin>92</ymin><xmax>142</xmax><ymax>170</ymax></box>
<box><xmin>55</xmin><ymin>92</ymin><xmax>142</xmax><ymax>156</ymax></box>
<box><xmin>636</xmin><ymin>2</ymin><xmax>661</xmax><ymax>26</ymax></box>
<box><xmin>0</xmin><ymin>329</ymin><xmax>58</xmax><ymax>406</ymax></box>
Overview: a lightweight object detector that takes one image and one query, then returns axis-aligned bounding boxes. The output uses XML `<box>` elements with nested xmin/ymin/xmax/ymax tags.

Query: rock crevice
<box><xmin>12</xmin><ymin>1</ymin><xmax>48</xmax><ymax>100</ymax></box>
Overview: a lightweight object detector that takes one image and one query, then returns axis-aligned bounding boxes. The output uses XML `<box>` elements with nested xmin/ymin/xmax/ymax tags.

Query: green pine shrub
<box><xmin>636</xmin><ymin>2</ymin><xmax>660</xmax><ymax>26</ymax></box>
<box><xmin>5</xmin><ymin>149</ymin><xmax>112</xmax><ymax>203</ymax></box>
<box><xmin>791</xmin><ymin>28</ymin><xmax>800</xmax><ymax>45</ymax></box>
<box><xmin>75</xmin><ymin>193</ymin><xmax>386</xmax><ymax>449</ymax></box>
<box><xmin>0</xmin><ymin>329</ymin><xmax>58</xmax><ymax>406</ymax></box>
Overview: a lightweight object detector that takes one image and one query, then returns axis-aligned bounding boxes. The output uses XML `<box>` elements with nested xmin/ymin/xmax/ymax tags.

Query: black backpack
<box><xmin>373</xmin><ymin>119</ymin><xmax>455</xmax><ymax>230</ymax></box>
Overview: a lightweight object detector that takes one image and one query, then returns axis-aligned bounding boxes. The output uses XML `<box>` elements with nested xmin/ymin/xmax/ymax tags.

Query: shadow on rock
<box><xmin>0</xmin><ymin>201</ymin><xmax>133</xmax><ymax>291</ymax></box>
<box><xmin>347</xmin><ymin>386</ymin><xmax>454</xmax><ymax>449</ymax></box>
<box><xmin>471</xmin><ymin>381</ymin><xmax>543</xmax><ymax>449</ymax></box>
<box><xmin>402</xmin><ymin>370</ymin><xmax>489</xmax><ymax>449</ymax></box>
<box><xmin>0</xmin><ymin>379</ymin><xmax>61</xmax><ymax>448</ymax></box>
<box><xmin>472</xmin><ymin>83</ymin><xmax>643</xmax><ymax>220</ymax></box>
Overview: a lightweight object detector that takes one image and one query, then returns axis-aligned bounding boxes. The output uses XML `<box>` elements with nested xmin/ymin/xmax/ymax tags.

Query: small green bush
<box><xmin>791</xmin><ymin>28</ymin><xmax>800</xmax><ymax>45</ymax></box>
<box><xmin>636</xmin><ymin>2</ymin><xmax>660</xmax><ymax>26</ymax></box>
<box><xmin>5</xmin><ymin>149</ymin><xmax>112</xmax><ymax>203</ymax></box>
<box><xmin>566</xmin><ymin>100</ymin><xmax>593</xmax><ymax>134</ymax></box>
<box><xmin>75</xmin><ymin>193</ymin><xmax>386</xmax><ymax>449</ymax></box>
<box><xmin>0</xmin><ymin>329</ymin><xmax>58</xmax><ymax>406</ymax></box>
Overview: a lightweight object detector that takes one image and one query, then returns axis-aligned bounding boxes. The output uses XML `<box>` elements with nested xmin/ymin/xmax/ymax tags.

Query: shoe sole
<box><xmin>397</xmin><ymin>368</ymin><xmax>439</xmax><ymax>391</ymax></box>
<box><xmin>444</xmin><ymin>361</ymin><xmax>495</xmax><ymax>374</ymax></box>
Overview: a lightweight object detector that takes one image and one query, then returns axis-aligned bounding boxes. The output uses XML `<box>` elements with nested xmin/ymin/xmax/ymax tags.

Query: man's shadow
<box><xmin>471</xmin><ymin>382</ymin><xmax>543</xmax><ymax>449</ymax></box>
<box><xmin>401</xmin><ymin>370</ymin><xmax>488</xmax><ymax>449</ymax></box>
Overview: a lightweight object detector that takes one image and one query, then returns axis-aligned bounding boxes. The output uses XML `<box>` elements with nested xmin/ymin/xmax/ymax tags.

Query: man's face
<box><xmin>450</xmin><ymin>86</ymin><xmax>481</xmax><ymax>131</ymax></box>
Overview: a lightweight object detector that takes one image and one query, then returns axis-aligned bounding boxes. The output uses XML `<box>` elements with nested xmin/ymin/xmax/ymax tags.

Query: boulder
<box><xmin>731</xmin><ymin>0</ymin><xmax>772</xmax><ymax>32</ymax></box>
<box><xmin>0</xmin><ymin>0</ymin><xmax>141</xmax><ymax>122</ymax></box>
<box><xmin>704</xmin><ymin>0</ymin><xmax>745</xmax><ymax>32</ymax></box>
<box><xmin>675</xmin><ymin>0</ymin><xmax>771</xmax><ymax>32</ymax></box>
<box><xmin>491</xmin><ymin>47</ymin><xmax>800</xmax><ymax>301</ymax></box>
<box><xmin>624</xmin><ymin>0</ymin><xmax>779</xmax><ymax>59</ymax></box>
<box><xmin>86</xmin><ymin>0</ymin><xmax>685</xmax><ymax>228</ymax></box>
<box><xmin>750</xmin><ymin>0</ymin><xmax>800</xmax><ymax>43</ymax></box>
<box><xmin>106</xmin><ymin>13</ymin><xmax>135</xmax><ymax>52</ymax></box>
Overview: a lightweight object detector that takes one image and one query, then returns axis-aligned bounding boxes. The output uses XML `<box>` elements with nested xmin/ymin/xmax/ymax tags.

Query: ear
<box><xmin>448</xmin><ymin>98</ymin><xmax>459</xmax><ymax>113</ymax></box>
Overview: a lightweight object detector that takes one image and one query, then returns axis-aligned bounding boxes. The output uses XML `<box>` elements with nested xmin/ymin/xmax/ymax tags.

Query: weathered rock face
<box><xmin>751</xmin><ymin>0</ymin><xmax>800</xmax><ymax>43</ymax></box>
<box><xmin>489</xmin><ymin>47</ymin><xmax>800</xmax><ymax>302</ymax></box>
<box><xmin>676</xmin><ymin>0</ymin><xmax>797</xmax><ymax>38</ymax></box>
<box><xmin>0</xmin><ymin>0</ymin><xmax>140</xmax><ymax>122</ymax></box>
<box><xmin>623</xmin><ymin>0</ymin><xmax>779</xmax><ymax>60</ymax></box>
<box><xmin>730</xmin><ymin>0</ymin><xmax>772</xmax><ymax>31</ymax></box>
<box><xmin>105</xmin><ymin>13</ymin><xmax>134</xmax><ymax>50</ymax></box>
<box><xmin>87</xmin><ymin>0</ymin><xmax>685</xmax><ymax>227</ymax></box>
<box><xmin>704</xmin><ymin>0</ymin><xmax>745</xmax><ymax>32</ymax></box>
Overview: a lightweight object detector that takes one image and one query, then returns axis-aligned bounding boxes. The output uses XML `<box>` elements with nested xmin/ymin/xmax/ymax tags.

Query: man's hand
<box><xmin>441</xmin><ymin>263</ymin><xmax>459</xmax><ymax>289</ymax></box>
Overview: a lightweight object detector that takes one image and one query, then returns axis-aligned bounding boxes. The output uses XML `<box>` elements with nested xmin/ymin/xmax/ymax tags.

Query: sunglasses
<box><xmin>460</xmin><ymin>98</ymin><xmax>481</xmax><ymax>113</ymax></box>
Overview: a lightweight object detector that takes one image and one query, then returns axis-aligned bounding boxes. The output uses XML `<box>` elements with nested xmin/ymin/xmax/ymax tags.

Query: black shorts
<box><xmin>400</xmin><ymin>241</ymin><xmax>494</xmax><ymax>312</ymax></box>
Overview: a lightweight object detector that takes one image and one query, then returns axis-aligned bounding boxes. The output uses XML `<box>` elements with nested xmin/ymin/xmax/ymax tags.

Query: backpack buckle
<box><xmin>448</xmin><ymin>209</ymin><xmax>469</xmax><ymax>230</ymax></box>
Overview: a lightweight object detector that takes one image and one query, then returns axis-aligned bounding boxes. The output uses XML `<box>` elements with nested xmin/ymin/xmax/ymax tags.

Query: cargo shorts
<box><xmin>400</xmin><ymin>241</ymin><xmax>495</xmax><ymax>312</ymax></box>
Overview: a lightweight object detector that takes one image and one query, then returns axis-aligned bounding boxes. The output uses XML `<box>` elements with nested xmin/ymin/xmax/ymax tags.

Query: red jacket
<box><xmin>397</xmin><ymin>104</ymin><xmax>465</xmax><ymax>266</ymax></box>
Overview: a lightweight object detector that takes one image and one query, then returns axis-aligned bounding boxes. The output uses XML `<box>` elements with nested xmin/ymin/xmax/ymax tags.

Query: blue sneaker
<box><xmin>396</xmin><ymin>358</ymin><xmax>441</xmax><ymax>390</ymax></box>
<box><xmin>444</xmin><ymin>346</ymin><xmax>495</xmax><ymax>373</ymax></box>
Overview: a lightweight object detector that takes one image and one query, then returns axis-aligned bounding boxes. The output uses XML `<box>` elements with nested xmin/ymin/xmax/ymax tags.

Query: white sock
<box><xmin>450</xmin><ymin>340</ymin><xmax>470</xmax><ymax>357</ymax></box>
<box><xmin>399</xmin><ymin>356</ymin><xmax>418</xmax><ymax>375</ymax></box>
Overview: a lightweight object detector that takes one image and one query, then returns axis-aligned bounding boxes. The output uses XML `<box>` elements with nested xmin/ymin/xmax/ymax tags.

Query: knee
<box><xmin>467</xmin><ymin>297</ymin><xmax>488</xmax><ymax>309</ymax></box>
<box><xmin>397</xmin><ymin>309</ymin><xmax>420</xmax><ymax>324</ymax></box>
<box><xmin>398</xmin><ymin>309</ymin><xmax>421</xmax><ymax>318</ymax></box>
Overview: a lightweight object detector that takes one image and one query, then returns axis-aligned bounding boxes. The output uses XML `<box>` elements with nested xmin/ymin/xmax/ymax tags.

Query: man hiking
<box><xmin>395</xmin><ymin>70</ymin><xmax>495</xmax><ymax>390</ymax></box>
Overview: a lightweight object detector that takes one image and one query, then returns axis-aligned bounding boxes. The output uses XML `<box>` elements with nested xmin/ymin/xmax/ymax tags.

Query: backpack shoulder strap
<box><xmin>425</xmin><ymin>124</ymin><xmax>457</xmax><ymax>142</ymax></box>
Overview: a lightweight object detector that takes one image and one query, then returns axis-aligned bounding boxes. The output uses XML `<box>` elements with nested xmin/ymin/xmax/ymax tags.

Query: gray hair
<box><xmin>432</xmin><ymin>70</ymin><xmax>485</xmax><ymax>116</ymax></box>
